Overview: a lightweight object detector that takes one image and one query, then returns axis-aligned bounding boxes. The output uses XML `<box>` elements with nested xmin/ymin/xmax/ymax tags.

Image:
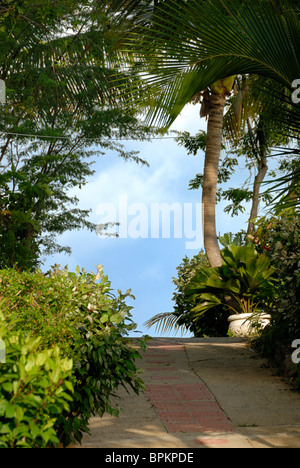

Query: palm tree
<box><xmin>200</xmin><ymin>76</ymin><xmax>236</xmax><ymax>266</ymax></box>
<box><xmin>112</xmin><ymin>0</ymin><xmax>300</xmax><ymax>267</ymax></box>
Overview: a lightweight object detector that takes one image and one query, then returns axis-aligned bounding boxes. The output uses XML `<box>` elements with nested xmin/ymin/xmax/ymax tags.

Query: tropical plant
<box><xmin>264</xmin><ymin>148</ymin><xmax>300</xmax><ymax>212</ymax></box>
<box><xmin>223</xmin><ymin>74</ymin><xmax>300</xmax><ymax>219</ymax></box>
<box><xmin>145</xmin><ymin>240</ymin><xmax>276</xmax><ymax>336</ymax></box>
<box><xmin>187</xmin><ymin>244</ymin><xmax>276</xmax><ymax>318</ymax></box>
<box><xmin>174</xmin><ymin>111</ymin><xmax>278</xmax><ymax>233</ymax></box>
<box><xmin>110</xmin><ymin>0</ymin><xmax>300</xmax><ymax>266</ymax></box>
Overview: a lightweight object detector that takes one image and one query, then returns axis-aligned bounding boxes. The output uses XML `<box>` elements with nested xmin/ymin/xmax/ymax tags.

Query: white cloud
<box><xmin>72</xmin><ymin>141</ymin><xmax>201</xmax><ymax>213</ymax></box>
<box><xmin>63</xmin><ymin>103</ymin><xmax>209</xmax><ymax>247</ymax></box>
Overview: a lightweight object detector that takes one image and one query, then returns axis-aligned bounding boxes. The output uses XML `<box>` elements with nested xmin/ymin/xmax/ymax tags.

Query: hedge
<box><xmin>0</xmin><ymin>265</ymin><xmax>148</xmax><ymax>447</ymax></box>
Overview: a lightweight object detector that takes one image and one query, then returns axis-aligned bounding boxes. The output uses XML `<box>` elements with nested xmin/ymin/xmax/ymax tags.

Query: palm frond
<box><xmin>144</xmin><ymin>312</ymin><xmax>188</xmax><ymax>336</ymax></box>
<box><xmin>262</xmin><ymin>148</ymin><xmax>300</xmax><ymax>211</ymax></box>
<box><xmin>116</xmin><ymin>0</ymin><xmax>300</xmax><ymax>128</ymax></box>
<box><xmin>0</xmin><ymin>2</ymin><xmax>143</xmax><ymax>123</ymax></box>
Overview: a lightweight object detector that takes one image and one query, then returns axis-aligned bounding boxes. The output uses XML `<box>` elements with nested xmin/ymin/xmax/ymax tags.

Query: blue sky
<box><xmin>42</xmin><ymin>103</ymin><xmax>253</xmax><ymax>338</ymax></box>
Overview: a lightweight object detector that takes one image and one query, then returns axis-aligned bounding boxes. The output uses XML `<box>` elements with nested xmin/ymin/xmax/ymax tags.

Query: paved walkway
<box><xmin>73</xmin><ymin>338</ymin><xmax>300</xmax><ymax>448</ymax></box>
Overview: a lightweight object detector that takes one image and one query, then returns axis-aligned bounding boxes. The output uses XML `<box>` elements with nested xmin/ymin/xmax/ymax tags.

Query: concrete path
<box><xmin>73</xmin><ymin>338</ymin><xmax>300</xmax><ymax>449</ymax></box>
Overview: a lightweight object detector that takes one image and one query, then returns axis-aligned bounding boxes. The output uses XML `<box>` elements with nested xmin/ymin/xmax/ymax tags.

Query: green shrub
<box><xmin>0</xmin><ymin>315</ymin><xmax>73</xmax><ymax>448</ymax></box>
<box><xmin>0</xmin><ymin>265</ymin><xmax>147</xmax><ymax>446</ymax></box>
<box><xmin>252</xmin><ymin>213</ymin><xmax>300</xmax><ymax>385</ymax></box>
<box><xmin>256</xmin><ymin>213</ymin><xmax>300</xmax><ymax>319</ymax></box>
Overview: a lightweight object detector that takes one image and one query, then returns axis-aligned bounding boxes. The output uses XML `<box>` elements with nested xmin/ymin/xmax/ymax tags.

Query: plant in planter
<box><xmin>186</xmin><ymin>244</ymin><xmax>277</xmax><ymax>336</ymax></box>
<box><xmin>144</xmin><ymin>249</ymin><xmax>231</xmax><ymax>337</ymax></box>
<box><xmin>226</xmin><ymin>299</ymin><xmax>272</xmax><ymax>337</ymax></box>
<box><xmin>145</xmin><ymin>242</ymin><xmax>277</xmax><ymax>337</ymax></box>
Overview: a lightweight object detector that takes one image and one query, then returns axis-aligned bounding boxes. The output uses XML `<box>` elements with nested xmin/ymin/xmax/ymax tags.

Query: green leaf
<box><xmin>100</xmin><ymin>314</ymin><xmax>109</xmax><ymax>323</ymax></box>
<box><xmin>110</xmin><ymin>313</ymin><xmax>123</xmax><ymax>324</ymax></box>
<box><xmin>5</xmin><ymin>404</ymin><xmax>16</xmax><ymax>419</ymax></box>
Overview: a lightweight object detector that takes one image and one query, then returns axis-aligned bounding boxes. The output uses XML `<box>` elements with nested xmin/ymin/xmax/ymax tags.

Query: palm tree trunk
<box><xmin>247</xmin><ymin>156</ymin><xmax>268</xmax><ymax>235</ymax></box>
<box><xmin>202</xmin><ymin>92</ymin><xmax>226</xmax><ymax>268</ymax></box>
<box><xmin>246</xmin><ymin>117</ymin><xmax>268</xmax><ymax>235</ymax></box>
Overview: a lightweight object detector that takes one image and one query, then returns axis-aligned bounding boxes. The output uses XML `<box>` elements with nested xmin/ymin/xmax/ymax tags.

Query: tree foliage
<box><xmin>252</xmin><ymin>213</ymin><xmax>300</xmax><ymax>387</ymax></box>
<box><xmin>0</xmin><ymin>0</ymin><xmax>152</xmax><ymax>269</ymax></box>
<box><xmin>110</xmin><ymin>0</ymin><xmax>300</xmax><ymax>127</ymax></box>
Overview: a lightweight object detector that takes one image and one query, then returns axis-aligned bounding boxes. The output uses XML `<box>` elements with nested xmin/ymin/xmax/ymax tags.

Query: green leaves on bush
<box><xmin>255</xmin><ymin>214</ymin><xmax>300</xmax><ymax>318</ymax></box>
<box><xmin>0</xmin><ymin>265</ymin><xmax>148</xmax><ymax>447</ymax></box>
<box><xmin>0</xmin><ymin>315</ymin><xmax>73</xmax><ymax>448</ymax></box>
<box><xmin>253</xmin><ymin>213</ymin><xmax>300</xmax><ymax>386</ymax></box>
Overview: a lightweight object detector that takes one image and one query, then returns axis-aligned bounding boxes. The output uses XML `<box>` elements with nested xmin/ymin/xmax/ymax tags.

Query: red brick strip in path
<box><xmin>144</xmin><ymin>339</ymin><xmax>236</xmax><ymax>444</ymax></box>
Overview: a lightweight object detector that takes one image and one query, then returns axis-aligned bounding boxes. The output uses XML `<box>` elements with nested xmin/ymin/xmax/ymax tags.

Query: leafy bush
<box><xmin>0</xmin><ymin>265</ymin><xmax>147</xmax><ymax>446</ymax></box>
<box><xmin>0</xmin><ymin>315</ymin><xmax>73</xmax><ymax>448</ymax></box>
<box><xmin>255</xmin><ymin>213</ymin><xmax>300</xmax><ymax>319</ymax></box>
<box><xmin>252</xmin><ymin>213</ymin><xmax>300</xmax><ymax>385</ymax></box>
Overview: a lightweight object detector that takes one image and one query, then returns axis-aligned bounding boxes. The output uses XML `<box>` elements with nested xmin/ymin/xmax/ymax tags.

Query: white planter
<box><xmin>228</xmin><ymin>313</ymin><xmax>271</xmax><ymax>337</ymax></box>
